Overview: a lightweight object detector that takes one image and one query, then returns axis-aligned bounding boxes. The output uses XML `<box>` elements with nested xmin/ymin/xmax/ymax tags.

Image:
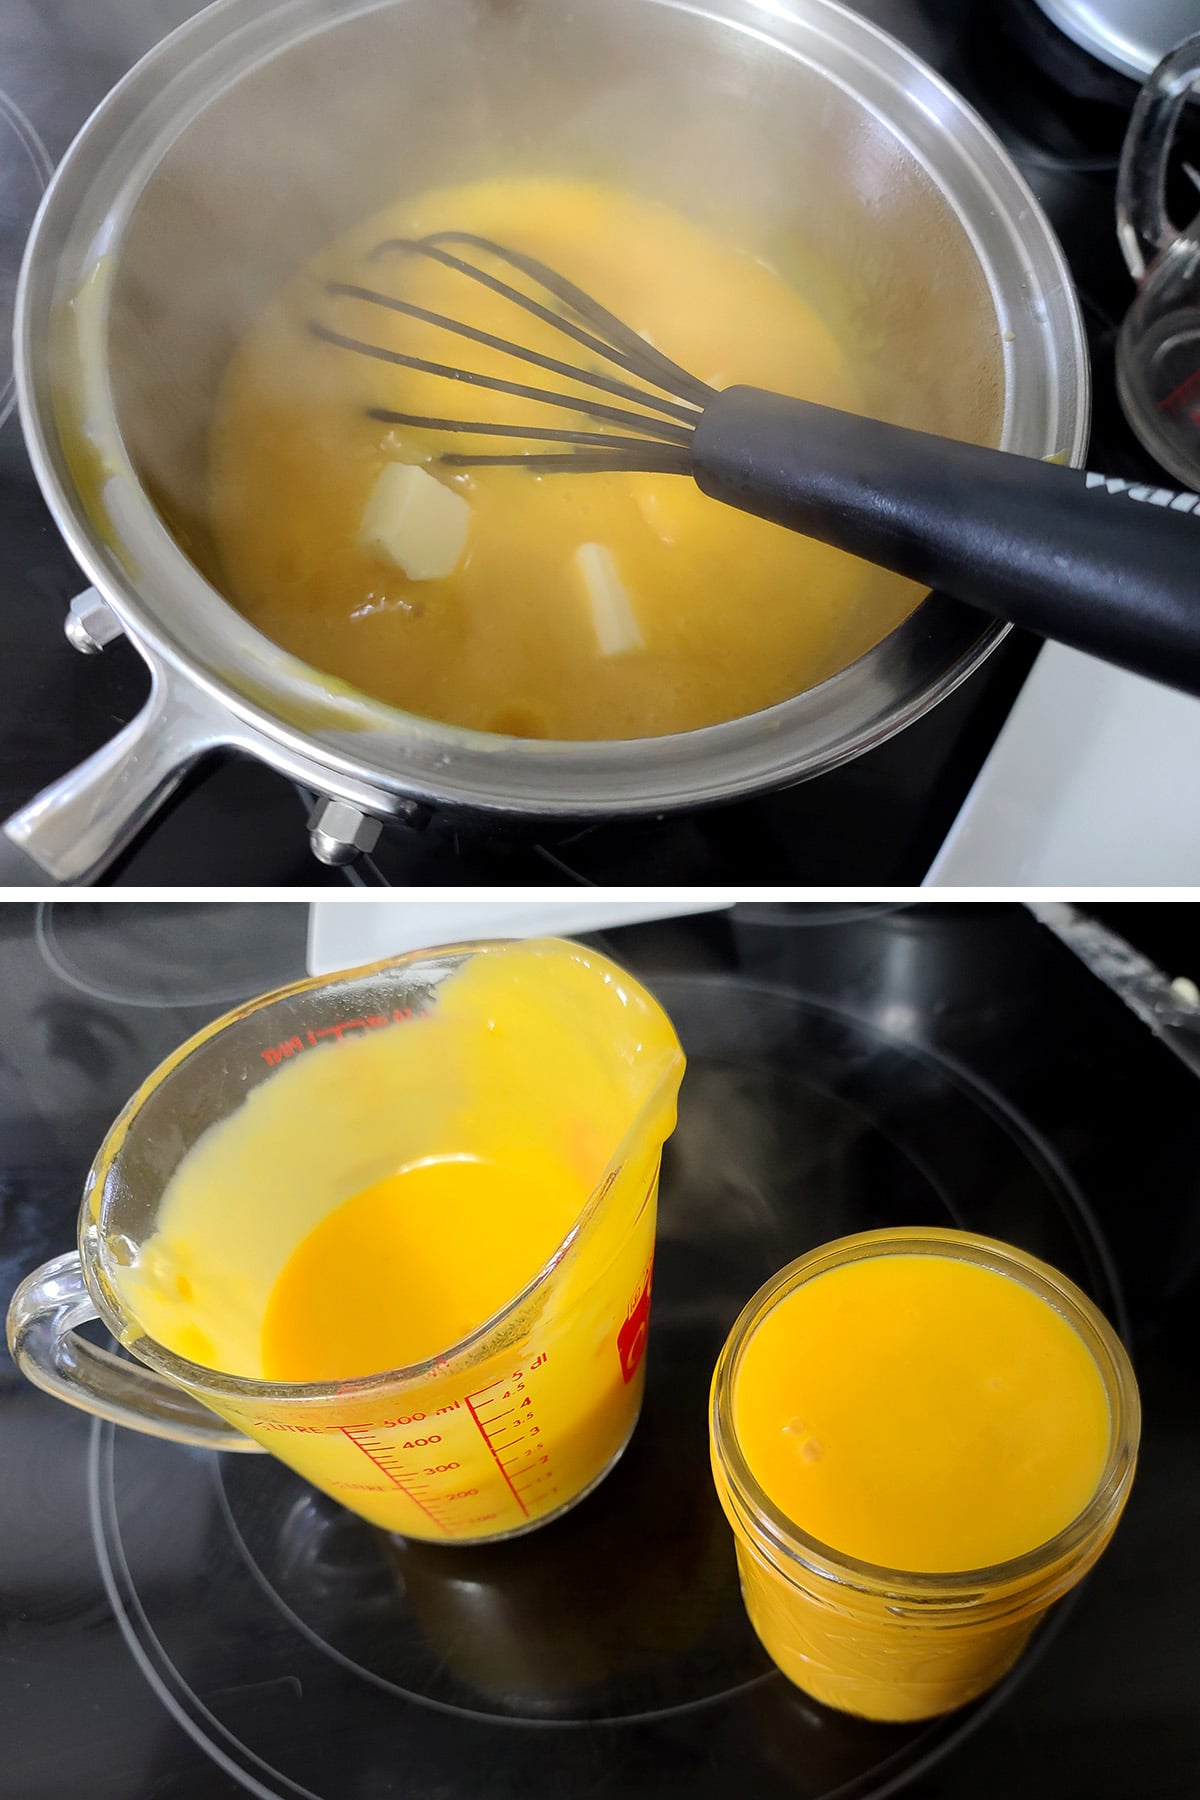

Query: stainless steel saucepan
<box><xmin>2</xmin><ymin>0</ymin><xmax>1088</xmax><ymax>883</ymax></box>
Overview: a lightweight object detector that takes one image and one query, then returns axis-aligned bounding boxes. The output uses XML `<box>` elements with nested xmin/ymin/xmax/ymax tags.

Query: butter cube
<box><xmin>574</xmin><ymin>543</ymin><xmax>644</xmax><ymax>657</ymax></box>
<box><xmin>359</xmin><ymin>462</ymin><xmax>470</xmax><ymax>580</ymax></box>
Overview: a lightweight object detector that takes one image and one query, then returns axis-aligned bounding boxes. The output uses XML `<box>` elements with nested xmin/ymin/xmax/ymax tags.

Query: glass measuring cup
<box><xmin>8</xmin><ymin>938</ymin><xmax>684</xmax><ymax>1545</ymax></box>
<box><xmin>1116</xmin><ymin>34</ymin><xmax>1200</xmax><ymax>485</ymax></box>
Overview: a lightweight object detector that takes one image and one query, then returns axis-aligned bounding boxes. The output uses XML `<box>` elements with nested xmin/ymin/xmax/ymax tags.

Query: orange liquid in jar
<box><xmin>721</xmin><ymin>1250</ymin><xmax>1114</xmax><ymax>1719</ymax></box>
<box><xmin>734</xmin><ymin>1253</ymin><xmax>1110</xmax><ymax>1571</ymax></box>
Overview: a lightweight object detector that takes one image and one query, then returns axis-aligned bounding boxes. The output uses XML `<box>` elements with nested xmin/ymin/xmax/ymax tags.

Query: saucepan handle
<box><xmin>1</xmin><ymin>655</ymin><xmax>232</xmax><ymax>885</ymax></box>
<box><xmin>6</xmin><ymin>1251</ymin><xmax>262</xmax><ymax>1452</ymax></box>
<box><xmin>1117</xmin><ymin>34</ymin><xmax>1200</xmax><ymax>281</ymax></box>
<box><xmin>0</xmin><ymin>836</ymin><xmax>58</xmax><ymax>885</ymax></box>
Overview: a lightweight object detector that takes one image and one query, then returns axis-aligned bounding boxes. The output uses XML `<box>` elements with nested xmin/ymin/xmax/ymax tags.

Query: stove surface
<box><xmin>0</xmin><ymin>0</ymin><xmax>1169</xmax><ymax>885</ymax></box>
<box><xmin>2</xmin><ymin>902</ymin><xmax>1198</xmax><ymax>1798</ymax></box>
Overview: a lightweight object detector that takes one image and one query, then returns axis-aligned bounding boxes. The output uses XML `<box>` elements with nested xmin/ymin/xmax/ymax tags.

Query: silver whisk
<box><xmin>310</xmin><ymin>230</ymin><xmax>1200</xmax><ymax>699</ymax></box>
<box><xmin>310</xmin><ymin>230</ymin><xmax>712</xmax><ymax>473</ymax></box>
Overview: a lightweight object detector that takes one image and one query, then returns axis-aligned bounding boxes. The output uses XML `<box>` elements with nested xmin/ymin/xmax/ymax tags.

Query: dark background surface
<box><xmin>0</xmin><ymin>0</ymin><xmax>1172</xmax><ymax>885</ymax></box>
<box><xmin>2</xmin><ymin>900</ymin><xmax>1198</xmax><ymax>1797</ymax></box>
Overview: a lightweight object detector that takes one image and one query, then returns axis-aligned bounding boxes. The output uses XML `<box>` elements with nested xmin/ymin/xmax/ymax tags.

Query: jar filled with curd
<box><xmin>709</xmin><ymin>1228</ymin><xmax>1140</xmax><ymax>1722</ymax></box>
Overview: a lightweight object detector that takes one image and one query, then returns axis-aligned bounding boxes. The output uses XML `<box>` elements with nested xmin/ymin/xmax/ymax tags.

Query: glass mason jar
<box><xmin>709</xmin><ymin>1228</ymin><xmax>1140</xmax><ymax>1722</ymax></box>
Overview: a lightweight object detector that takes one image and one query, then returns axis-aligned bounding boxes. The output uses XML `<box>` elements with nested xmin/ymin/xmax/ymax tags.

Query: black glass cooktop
<box><xmin>0</xmin><ymin>0</ymin><xmax>1172</xmax><ymax>886</ymax></box>
<box><xmin>3</xmin><ymin>902</ymin><xmax>1199</xmax><ymax>1798</ymax></box>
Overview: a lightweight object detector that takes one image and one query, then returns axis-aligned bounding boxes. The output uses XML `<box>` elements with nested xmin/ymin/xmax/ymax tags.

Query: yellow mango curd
<box><xmin>711</xmin><ymin>1234</ymin><xmax>1136</xmax><ymax>1720</ymax></box>
<box><xmin>113</xmin><ymin>939</ymin><xmax>682</xmax><ymax>1542</ymax></box>
<box><xmin>207</xmin><ymin>176</ymin><xmax>922</xmax><ymax>739</ymax></box>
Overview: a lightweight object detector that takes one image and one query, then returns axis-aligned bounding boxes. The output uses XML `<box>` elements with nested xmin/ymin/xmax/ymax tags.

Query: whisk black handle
<box><xmin>693</xmin><ymin>385</ymin><xmax>1200</xmax><ymax>696</ymax></box>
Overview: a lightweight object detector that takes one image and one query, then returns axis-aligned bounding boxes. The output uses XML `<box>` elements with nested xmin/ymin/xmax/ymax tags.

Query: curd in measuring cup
<box><xmin>113</xmin><ymin>938</ymin><xmax>683</xmax><ymax>1543</ymax></box>
<box><xmin>710</xmin><ymin>1230</ymin><xmax>1139</xmax><ymax>1720</ymax></box>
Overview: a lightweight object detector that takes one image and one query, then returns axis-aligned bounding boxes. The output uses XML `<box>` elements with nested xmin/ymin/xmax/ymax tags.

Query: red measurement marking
<box><xmin>464</xmin><ymin>1379</ymin><xmax>538</xmax><ymax>1518</ymax></box>
<box><xmin>618</xmin><ymin>1261</ymin><xmax>653</xmax><ymax>1384</ymax></box>
<box><xmin>337</xmin><ymin>1428</ymin><xmax>451</xmax><ymax>1534</ymax></box>
<box><xmin>1158</xmin><ymin>366</ymin><xmax>1200</xmax><ymax>416</ymax></box>
<box><xmin>260</xmin><ymin>1005</ymin><xmax>428</xmax><ymax>1066</ymax></box>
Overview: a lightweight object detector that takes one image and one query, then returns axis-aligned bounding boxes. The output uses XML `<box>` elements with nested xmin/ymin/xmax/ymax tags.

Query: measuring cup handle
<box><xmin>1117</xmin><ymin>34</ymin><xmax>1200</xmax><ymax>281</ymax></box>
<box><xmin>6</xmin><ymin>1252</ymin><xmax>263</xmax><ymax>1453</ymax></box>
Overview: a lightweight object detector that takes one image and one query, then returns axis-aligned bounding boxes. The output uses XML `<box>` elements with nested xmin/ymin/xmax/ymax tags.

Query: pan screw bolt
<box><xmin>308</xmin><ymin>798</ymin><xmax>384</xmax><ymax>866</ymax></box>
<box><xmin>64</xmin><ymin>588</ymin><xmax>124</xmax><ymax>654</ymax></box>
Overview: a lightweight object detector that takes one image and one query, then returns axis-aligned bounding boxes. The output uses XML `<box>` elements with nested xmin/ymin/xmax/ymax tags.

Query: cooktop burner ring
<box><xmin>210</xmin><ymin>1469</ymin><xmax>777</xmax><ymax>1731</ymax></box>
<box><xmin>34</xmin><ymin>901</ymin><xmax>314</xmax><ymax>1008</ymax></box>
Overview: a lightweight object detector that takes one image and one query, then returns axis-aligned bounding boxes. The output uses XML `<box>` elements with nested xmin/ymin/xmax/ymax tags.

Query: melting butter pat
<box><xmin>574</xmin><ymin>543</ymin><xmax>643</xmax><ymax>657</ymax></box>
<box><xmin>359</xmin><ymin>463</ymin><xmax>471</xmax><ymax>580</ymax></box>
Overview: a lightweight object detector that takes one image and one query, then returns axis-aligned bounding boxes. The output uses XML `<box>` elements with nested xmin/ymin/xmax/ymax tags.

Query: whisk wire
<box><xmin>366</xmin><ymin>414</ymin><xmax>688</xmax><ymax>454</ymax></box>
<box><xmin>325</xmin><ymin>278</ymin><xmax>699</xmax><ymax>428</ymax></box>
<box><xmin>377</xmin><ymin>231</ymin><xmax>714</xmax><ymax>410</ymax></box>
<box><xmin>311</xmin><ymin>229</ymin><xmax>716</xmax><ymax>473</ymax></box>
<box><xmin>439</xmin><ymin>449</ymin><xmax>693</xmax><ymax>473</ymax></box>
<box><xmin>309</xmin><ymin>320</ymin><xmax>695</xmax><ymax>444</ymax></box>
